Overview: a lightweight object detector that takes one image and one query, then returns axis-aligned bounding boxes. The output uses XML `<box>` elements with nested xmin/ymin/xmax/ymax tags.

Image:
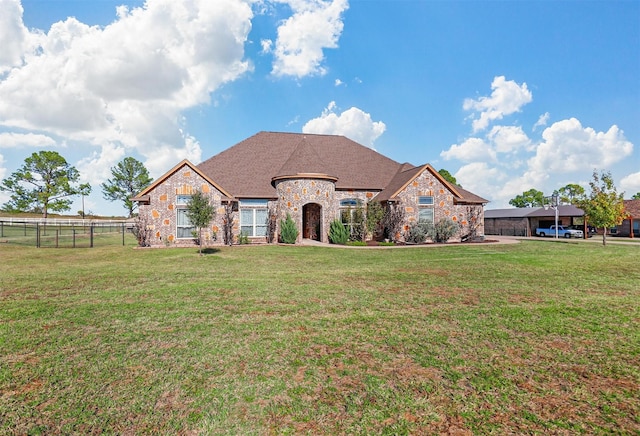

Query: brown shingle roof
<box><xmin>624</xmin><ymin>199</ymin><xmax>640</xmax><ymax>218</ymax></box>
<box><xmin>197</xmin><ymin>131</ymin><xmax>402</xmax><ymax>197</ymax></box>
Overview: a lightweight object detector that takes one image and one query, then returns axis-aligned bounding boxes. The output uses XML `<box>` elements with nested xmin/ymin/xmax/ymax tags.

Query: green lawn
<box><xmin>1</xmin><ymin>241</ymin><xmax>638</xmax><ymax>434</ymax></box>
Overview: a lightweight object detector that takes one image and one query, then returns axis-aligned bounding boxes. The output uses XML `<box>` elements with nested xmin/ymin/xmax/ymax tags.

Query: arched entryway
<box><xmin>303</xmin><ymin>203</ymin><xmax>322</xmax><ymax>241</ymax></box>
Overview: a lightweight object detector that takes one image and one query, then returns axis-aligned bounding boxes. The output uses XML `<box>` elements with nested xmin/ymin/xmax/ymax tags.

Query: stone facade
<box><xmin>394</xmin><ymin>170</ymin><xmax>484</xmax><ymax>242</ymax></box>
<box><xmin>136</xmin><ymin>161</ymin><xmax>485</xmax><ymax>246</ymax></box>
<box><xmin>138</xmin><ymin>163</ymin><xmax>236</xmax><ymax>247</ymax></box>
<box><xmin>274</xmin><ymin>178</ymin><xmax>337</xmax><ymax>244</ymax></box>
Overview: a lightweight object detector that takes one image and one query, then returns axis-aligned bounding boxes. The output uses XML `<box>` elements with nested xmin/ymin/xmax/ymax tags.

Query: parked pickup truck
<box><xmin>536</xmin><ymin>225</ymin><xmax>583</xmax><ymax>238</ymax></box>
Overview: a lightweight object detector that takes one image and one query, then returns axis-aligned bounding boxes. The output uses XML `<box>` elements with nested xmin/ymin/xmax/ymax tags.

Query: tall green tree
<box><xmin>633</xmin><ymin>192</ymin><xmax>640</xmax><ymax>200</ymax></box>
<box><xmin>558</xmin><ymin>183</ymin><xmax>585</xmax><ymax>204</ymax></box>
<box><xmin>575</xmin><ymin>170</ymin><xmax>626</xmax><ymax>246</ymax></box>
<box><xmin>509</xmin><ymin>189</ymin><xmax>545</xmax><ymax>208</ymax></box>
<box><xmin>438</xmin><ymin>169</ymin><xmax>459</xmax><ymax>186</ymax></box>
<box><xmin>185</xmin><ymin>190</ymin><xmax>216</xmax><ymax>255</ymax></box>
<box><xmin>101</xmin><ymin>157</ymin><xmax>153</xmax><ymax>217</ymax></box>
<box><xmin>0</xmin><ymin>151</ymin><xmax>90</xmax><ymax>218</ymax></box>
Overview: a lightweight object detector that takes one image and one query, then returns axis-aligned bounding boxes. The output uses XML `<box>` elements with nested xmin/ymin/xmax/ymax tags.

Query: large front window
<box><xmin>340</xmin><ymin>198</ymin><xmax>364</xmax><ymax>238</ymax></box>
<box><xmin>418</xmin><ymin>196</ymin><xmax>434</xmax><ymax>224</ymax></box>
<box><xmin>176</xmin><ymin>203</ymin><xmax>194</xmax><ymax>239</ymax></box>
<box><xmin>240</xmin><ymin>199</ymin><xmax>268</xmax><ymax>237</ymax></box>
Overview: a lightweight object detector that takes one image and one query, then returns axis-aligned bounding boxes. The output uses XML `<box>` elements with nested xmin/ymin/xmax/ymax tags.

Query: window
<box><xmin>418</xmin><ymin>196</ymin><xmax>434</xmax><ymax>205</ymax></box>
<box><xmin>340</xmin><ymin>198</ymin><xmax>364</xmax><ymax>238</ymax></box>
<box><xmin>177</xmin><ymin>208</ymin><xmax>195</xmax><ymax>238</ymax></box>
<box><xmin>418</xmin><ymin>208</ymin><xmax>434</xmax><ymax>224</ymax></box>
<box><xmin>240</xmin><ymin>199</ymin><xmax>268</xmax><ymax>237</ymax></box>
<box><xmin>176</xmin><ymin>195</ymin><xmax>191</xmax><ymax>205</ymax></box>
<box><xmin>418</xmin><ymin>196</ymin><xmax>434</xmax><ymax>225</ymax></box>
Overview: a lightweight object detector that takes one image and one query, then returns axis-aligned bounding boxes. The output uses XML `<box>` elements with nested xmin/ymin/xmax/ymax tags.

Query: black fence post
<box><xmin>122</xmin><ymin>223</ymin><xmax>125</xmax><ymax>246</ymax></box>
<box><xmin>90</xmin><ymin>223</ymin><xmax>94</xmax><ymax>248</ymax></box>
<box><xmin>36</xmin><ymin>223</ymin><xmax>40</xmax><ymax>248</ymax></box>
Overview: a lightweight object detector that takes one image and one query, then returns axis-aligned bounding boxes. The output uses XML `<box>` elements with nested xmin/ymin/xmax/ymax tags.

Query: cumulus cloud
<box><xmin>0</xmin><ymin>0</ymin><xmax>32</xmax><ymax>72</ymax></box>
<box><xmin>270</xmin><ymin>0</ymin><xmax>349</xmax><ymax>77</ymax></box>
<box><xmin>302</xmin><ymin>101</ymin><xmax>386</xmax><ymax>148</ymax></box>
<box><xmin>454</xmin><ymin>162</ymin><xmax>507</xmax><ymax>197</ymax></box>
<box><xmin>529</xmin><ymin>118</ymin><xmax>633</xmax><ymax>173</ymax></box>
<box><xmin>0</xmin><ymin>132</ymin><xmax>57</xmax><ymax>148</ymax></box>
<box><xmin>488</xmin><ymin>125</ymin><xmax>532</xmax><ymax>153</ymax></box>
<box><xmin>76</xmin><ymin>143</ymin><xmax>126</xmax><ymax>185</ymax></box>
<box><xmin>463</xmin><ymin>76</ymin><xmax>532</xmax><ymax>132</ymax></box>
<box><xmin>620</xmin><ymin>172</ymin><xmax>640</xmax><ymax>196</ymax></box>
<box><xmin>0</xmin><ymin>0</ymin><xmax>254</xmax><ymax>170</ymax></box>
<box><xmin>440</xmin><ymin>137</ymin><xmax>496</xmax><ymax>163</ymax></box>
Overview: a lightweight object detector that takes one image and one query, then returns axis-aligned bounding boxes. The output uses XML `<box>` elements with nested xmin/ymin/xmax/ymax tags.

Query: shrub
<box><xmin>238</xmin><ymin>231</ymin><xmax>250</xmax><ymax>245</ymax></box>
<box><xmin>366</xmin><ymin>201</ymin><xmax>385</xmax><ymax>240</ymax></box>
<box><xmin>329</xmin><ymin>219</ymin><xmax>349</xmax><ymax>244</ymax></box>
<box><xmin>279</xmin><ymin>213</ymin><xmax>298</xmax><ymax>244</ymax></box>
<box><xmin>405</xmin><ymin>221</ymin><xmax>430</xmax><ymax>244</ymax></box>
<box><xmin>427</xmin><ymin>218</ymin><xmax>460</xmax><ymax>243</ymax></box>
<box><xmin>382</xmin><ymin>202</ymin><xmax>405</xmax><ymax>242</ymax></box>
<box><xmin>132</xmin><ymin>214</ymin><xmax>152</xmax><ymax>247</ymax></box>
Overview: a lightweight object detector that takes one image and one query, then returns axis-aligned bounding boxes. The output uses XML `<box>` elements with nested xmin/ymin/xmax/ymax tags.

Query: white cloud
<box><xmin>620</xmin><ymin>172</ymin><xmax>640</xmax><ymax>196</ymax></box>
<box><xmin>440</xmin><ymin>137</ymin><xmax>496</xmax><ymax>163</ymax></box>
<box><xmin>271</xmin><ymin>0</ymin><xmax>349</xmax><ymax>78</ymax></box>
<box><xmin>529</xmin><ymin>118</ymin><xmax>633</xmax><ymax>174</ymax></box>
<box><xmin>0</xmin><ymin>0</ymin><xmax>32</xmax><ymax>72</ymax></box>
<box><xmin>463</xmin><ymin>76</ymin><xmax>532</xmax><ymax>132</ymax></box>
<box><xmin>488</xmin><ymin>125</ymin><xmax>532</xmax><ymax>153</ymax></box>
<box><xmin>334</xmin><ymin>78</ymin><xmax>344</xmax><ymax>86</ymax></box>
<box><xmin>76</xmin><ymin>143</ymin><xmax>126</xmax><ymax>185</ymax></box>
<box><xmin>454</xmin><ymin>162</ymin><xmax>507</xmax><ymax>201</ymax></box>
<box><xmin>533</xmin><ymin>112</ymin><xmax>550</xmax><ymax>131</ymax></box>
<box><xmin>0</xmin><ymin>132</ymin><xmax>57</xmax><ymax>148</ymax></box>
<box><xmin>0</xmin><ymin>0</ymin><xmax>252</xmax><ymax>175</ymax></box>
<box><xmin>302</xmin><ymin>101</ymin><xmax>386</xmax><ymax>148</ymax></box>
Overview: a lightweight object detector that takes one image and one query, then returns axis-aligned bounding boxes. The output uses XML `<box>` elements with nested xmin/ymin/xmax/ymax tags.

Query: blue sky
<box><xmin>1</xmin><ymin>0</ymin><xmax>638</xmax><ymax>216</ymax></box>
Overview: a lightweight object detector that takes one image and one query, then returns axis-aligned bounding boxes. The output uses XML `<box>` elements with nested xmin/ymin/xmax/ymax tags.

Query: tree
<box><xmin>438</xmin><ymin>169</ymin><xmax>459</xmax><ymax>186</ymax></box>
<box><xmin>575</xmin><ymin>170</ymin><xmax>627</xmax><ymax>246</ymax></box>
<box><xmin>365</xmin><ymin>200</ymin><xmax>385</xmax><ymax>240</ymax></box>
<box><xmin>279</xmin><ymin>213</ymin><xmax>298</xmax><ymax>244</ymax></box>
<box><xmin>633</xmin><ymin>192</ymin><xmax>640</xmax><ymax>200</ymax></box>
<box><xmin>101</xmin><ymin>157</ymin><xmax>153</xmax><ymax>217</ymax></box>
<box><xmin>509</xmin><ymin>189</ymin><xmax>545</xmax><ymax>208</ymax></box>
<box><xmin>185</xmin><ymin>190</ymin><xmax>215</xmax><ymax>255</ymax></box>
<box><xmin>558</xmin><ymin>183</ymin><xmax>585</xmax><ymax>204</ymax></box>
<box><xmin>0</xmin><ymin>151</ymin><xmax>90</xmax><ymax>218</ymax></box>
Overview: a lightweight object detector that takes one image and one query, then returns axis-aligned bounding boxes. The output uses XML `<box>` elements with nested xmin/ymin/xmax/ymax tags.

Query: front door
<box><xmin>303</xmin><ymin>203</ymin><xmax>321</xmax><ymax>241</ymax></box>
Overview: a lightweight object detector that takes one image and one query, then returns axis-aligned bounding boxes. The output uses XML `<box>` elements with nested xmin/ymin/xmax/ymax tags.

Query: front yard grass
<box><xmin>1</xmin><ymin>241</ymin><xmax>639</xmax><ymax>434</ymax></box>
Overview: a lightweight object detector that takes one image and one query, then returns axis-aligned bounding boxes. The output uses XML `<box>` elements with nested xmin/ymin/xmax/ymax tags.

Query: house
<box><xmin>133</xmin><ymin>131</ymin><xmax>488</xmax><ymax>246</ymax></box>
<box><xmin>612</xmin><ymin>199</ymin><xmax>640</xmax><ymax>238</ymax></box>
<box><xmin>485</xmin><ymin>205</ymin><xmax>586</xmax><ymax>237</ymax></box>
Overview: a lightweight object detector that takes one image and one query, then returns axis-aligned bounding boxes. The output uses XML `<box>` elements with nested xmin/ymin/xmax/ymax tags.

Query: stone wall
<box><xmin>138</xmin><ymin>164</ymin><xmax>234</xmax><ymax>247</ymax></box>
<box><xmin>394</xmin><ymin>170</ymin><xmax>484</xmax><ymax>242</ymax></box>
<box><xmin>274</xmin><ymin>178</ymin><xmax>336</xmax><ymax>243</ymax></box>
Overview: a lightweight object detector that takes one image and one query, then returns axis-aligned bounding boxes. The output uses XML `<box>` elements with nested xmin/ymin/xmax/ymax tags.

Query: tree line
<box><xmin>0</xmin><ymin>151</ymin><xmax>153</xmax><ymax>218</ymax></box>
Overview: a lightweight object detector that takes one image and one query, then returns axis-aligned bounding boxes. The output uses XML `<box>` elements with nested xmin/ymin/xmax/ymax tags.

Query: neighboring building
<box><xmin>133</xmin><ymin>131</ymin><xmax>487</xmax><ymax>246</ymax></box>
<box><xmin>485</xmin><ymin>205</ymin><xmax>586</xmax><ymax>237</ymax></box>
<box><xmin>612</xmin><ymin>199</ymin><xmax>640</xmax><ymax>238</ymax></box>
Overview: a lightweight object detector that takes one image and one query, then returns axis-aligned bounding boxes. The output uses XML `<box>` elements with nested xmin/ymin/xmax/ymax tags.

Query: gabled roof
<box><xmin>624</xmin><ymin>199</ymin><xmax>640</xmax><ymax>218</ymax></box>
<box><xmin>374</xmin><ymin>163</ymin><xmax>487</xmax><ymax>205</ymax></box>
<box><xmin>197</xmin><ymin>132</ymin><xmax>402</xmax><ymax>197</ymax></box>
<box><xmin>132</xmin><ymin>159</ymin><xmax>233</xmax><ymax>201</ymax></box>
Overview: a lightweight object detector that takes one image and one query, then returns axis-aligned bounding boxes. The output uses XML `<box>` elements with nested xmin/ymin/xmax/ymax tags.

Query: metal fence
<box><xmin>0</xmin><ymin>218</ymin><xmax>135</xmax><ymax>248</ymax></box>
